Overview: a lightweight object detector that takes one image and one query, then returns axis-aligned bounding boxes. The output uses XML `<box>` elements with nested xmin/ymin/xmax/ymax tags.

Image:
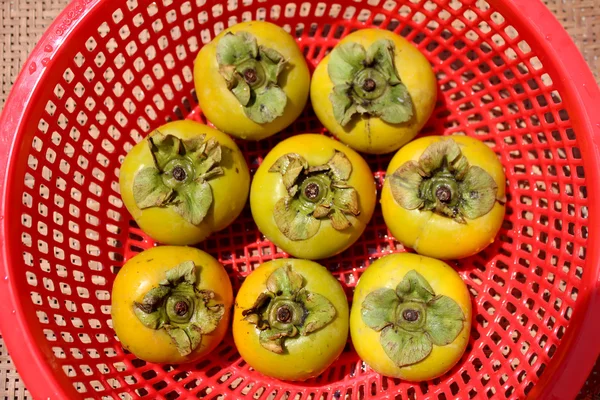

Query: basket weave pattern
<box><xmin>0</xmin><ymin>0</ymin><xmax>599</xmax><ymax>399</ymax></box>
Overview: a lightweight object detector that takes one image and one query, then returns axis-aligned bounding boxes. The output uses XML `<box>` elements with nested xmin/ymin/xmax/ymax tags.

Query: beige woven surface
<box><xmin>0</xmin><ymin>0</ymin><xmax>598</xmax><ymax>399</ymax></box>
<box><xmin>545</xmin><ymin>0</ymin><xmax>600</xmax><ymax>85</ymax></box>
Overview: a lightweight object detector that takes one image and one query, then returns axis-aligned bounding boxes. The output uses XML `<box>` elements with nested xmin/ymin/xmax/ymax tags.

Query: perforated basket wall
<box><xmin>0</xmin><ymin>0</ymin><xmax>599</xmax><ymax>399</ymax></box>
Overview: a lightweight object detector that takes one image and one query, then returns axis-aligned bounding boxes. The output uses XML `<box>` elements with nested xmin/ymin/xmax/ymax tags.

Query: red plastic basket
<box><xmin>1</xmin><ymin>0</ymin><xmax>599</xmax><ymax>399</ymax></box>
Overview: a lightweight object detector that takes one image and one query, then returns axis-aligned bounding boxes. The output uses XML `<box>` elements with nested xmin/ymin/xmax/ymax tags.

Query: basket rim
<box><xmin>0</xmin><ymin>0</ymin><xmax>598</xmax><ymax>399</ymax></box>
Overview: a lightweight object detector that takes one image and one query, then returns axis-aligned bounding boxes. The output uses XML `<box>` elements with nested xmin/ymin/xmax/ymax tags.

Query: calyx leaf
<box><xmin>216</xmin><ymin>31</ymin><xmax>288</xmax><ymax>124</ymax></box>
<box><xmin>366</xmin><ymin>40</ymin><xmax>401</xmax><ymax>85</ymax></box>
<box><xmin>132</xmin><ymin>260</ymin><xmax>225</xmax><ymax>356</ymax></box>
<box><xmin>367</xmin><ymin>83</ymin><xmax>413</xmax><ymax>124</ymax></box>
<box><xmin>259</xmin><ymin>329</ymin><xmax>288</xmax><ymax>354</ymax></box>
<box><xmin>361</xmin><ymin>269</ymin><xmax>466</xmax><ymax>367</ymax></box>
<box><xmin>245</xmin><ymin>83</ymin><xmax>287</xmax><ymax>124</ymax></box>
<box><xmin>216</xmin><ymin>31</ymin><xmax>258</xmax><ymax>65</ymax></box>
<box><xmin>425</xmin><ymin>295</ymin><xmax>466</xmax><ymax>346</ymax></box>
<box><xmin>389</xmin><ymin>138</ymin><xmax>499</xmax><ymax>223</ymax></box>
<box><xmin>328</xmin><ymin>150</ymin><xmax>352</xmax><ymax>181</ymax></box>
<box><xmin>242</xmin><ymin>265</ymin><xmax>336</xmax><ymax>354</ymax></box>
<box><xmin>174</xmin><ymin>180</ymin><xmax>213</xmax><ymax>226</ymax></box>
<box><xmin>330</xmin><ymin>84</ymin><xmax>357</xmax><ymax>127</ymax></box>
<box><xmin>133</xmin><ymin>167</ymin><xmax>174</xmax><ymax>209</ymax></box>
<box><xmin>380</xmin><ymin>325</ymin><xmax>433</xmax><ymax>367</ymax></box>
<box><xmin>297</xmin><ymin>290</ymin><xmax>337</xmax><ymax>335</ymax></box>
<box><xmin>163</xmin><ymin>260</ymin><xmax>196</xmax><ymax>285</ymax></box>
<box><xmin>362</xmin><ymin>288</ymin><xmax>399</xmax><ymax>331</ymax></box>
<box><xmin>266</xmin><ymin>264</ymin><xmax>304</xmax><ymax>295</ymax></box>
<box><xmin>459</xmin><ymin>166</ymin><xmax>498</xmax><ymax>219</ymax></box>
<box><xmin>132</xmin><ymin>132</ymin><xmax>225</xmax><ymax>226</ymax></box>
<box><xmin>327</xmin><ymin>39</ymin><xmax>413</xmax><ymax>126</ymax></box>
<box><xmin>269</xmin><ymin>150</ymin><xmax>361</xmax><ymax>241</ymax></box>
<box><xmin>329</xmin><ymin>42</ymin><xmax>366</xmax><ymax>85</ymax></box>
<box><xmin>268</xmin><ymin>153</ymin><xmax>308</xmax><ymax>191</ymax></box>
<box><xmin>396</xmin><ymin>269</ymin><xmax>435</xmax><ymax>302</ymax></box>
<box><xmin>165</xmin><ymin>327</ymin><xmax>195</xmax><ymax>356</ymax></box>
<box><xmin>273</xmin><ymin>197</ymin><xmax>321</xmax><ymax>240</ymax></box>
<box><xmin>150</xmin><ymin>134</ymin><xmax>182</xmax><ymax>170</ymax></box>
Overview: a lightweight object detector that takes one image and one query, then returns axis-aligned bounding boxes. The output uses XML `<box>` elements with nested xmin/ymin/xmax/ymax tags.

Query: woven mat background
<box><xmin>0</xmin><ymin>0</ymin><xmax>598</xmax><ymax>399</ymax></box>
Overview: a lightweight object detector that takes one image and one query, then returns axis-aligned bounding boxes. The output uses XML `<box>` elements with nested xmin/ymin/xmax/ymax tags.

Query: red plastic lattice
<box><xmin>1</xmin><ymin>0</ymin><xmax>599</xmax><ymax>399</ymax></box>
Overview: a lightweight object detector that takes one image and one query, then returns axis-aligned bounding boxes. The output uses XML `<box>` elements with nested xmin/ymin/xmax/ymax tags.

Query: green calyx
<box><xmin>269</xmin><ymin>150</ymin><xmax>360</xmax><ymax>241</ymax></box>
<box><xmin>328</xmin><ymin>39</ymin><xmax>413</xmax><ymax>126</ymax></box>
<box><xmin>132</xmin><ymin>132</ymin><xmax>224</xmax><ymax>226</ymax></box>
<box><xmin>388</xmin><ymin>138</ymin><xmax>500</xmax><ymax>223</ymax></box>
<box><xmin>361</xmin><ymin>270</ymin><xmax>465</xmax><ymax>367</ymax></box>
<box><xmin>133</xmin><ymin>261</ymin><xmax>225</xmax><ymax>356</ymax></box>
<box><xmin>216</xmin><ymin>31</ymin><xmax>288</xmax><ymax>124</ymax></box>
<box><xmin>242</xmin><ymin>265</ymin><xmax>336</xmax><ymax>354</ymax></box>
